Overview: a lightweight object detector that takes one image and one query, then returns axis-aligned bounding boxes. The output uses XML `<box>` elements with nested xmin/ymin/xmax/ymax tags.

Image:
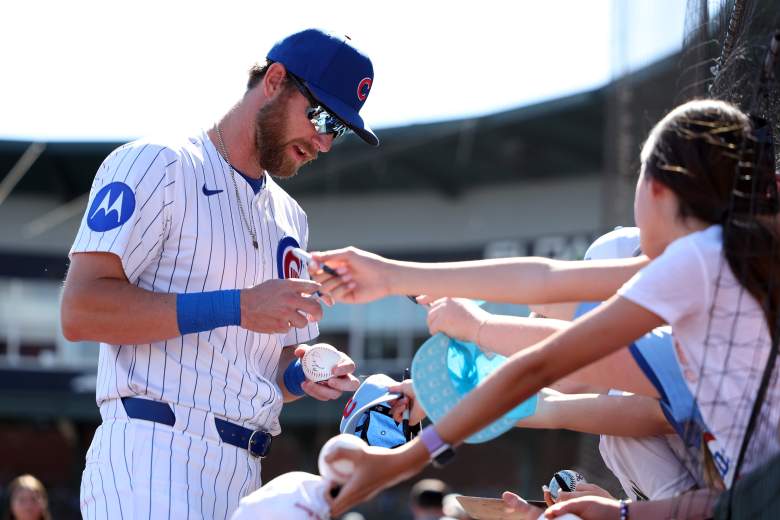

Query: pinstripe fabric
<box><xmin>81</xmin><ymin>403</ymin><xmax>262</xmax><ymax>519</ymax></box>
<box><xmin>73</xmin><ymin>131</ymin><xmax>319</xmax><ymax>518</ymax></box>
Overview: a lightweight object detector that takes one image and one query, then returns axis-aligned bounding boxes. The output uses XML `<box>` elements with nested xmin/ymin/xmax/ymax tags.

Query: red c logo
<box><xmin>283</xmin><ymin>251</ymin><xmax>302</xmax><ymax>279</ymax></box>
<box><xmin>343</xmin><ymin>398</ymin><xmax>357</xmax><ymax>418</ymax></box>
<box><xmin>357</xmin><ymin>78</ymin><xmax>372</xmax><ymax>102</ymax></box>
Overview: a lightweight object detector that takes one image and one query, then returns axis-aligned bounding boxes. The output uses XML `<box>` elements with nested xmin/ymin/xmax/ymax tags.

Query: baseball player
<box><xmin>61</xmin><ymin>29</ymin><xmax>378</xmax><ymax>519</ymax></box>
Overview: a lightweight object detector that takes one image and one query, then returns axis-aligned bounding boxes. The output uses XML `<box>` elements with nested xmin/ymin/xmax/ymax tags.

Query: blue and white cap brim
<box><xmin>340</xmin><ymin>390</ymin><xmax>401</xmax><ymax>435</ymax></box>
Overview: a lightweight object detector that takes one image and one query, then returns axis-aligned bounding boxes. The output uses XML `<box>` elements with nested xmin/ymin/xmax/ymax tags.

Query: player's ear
<box><xmin>262</xmin><ymin>62</ymin><xmax>288</xmax><ymax>99</ymax></box>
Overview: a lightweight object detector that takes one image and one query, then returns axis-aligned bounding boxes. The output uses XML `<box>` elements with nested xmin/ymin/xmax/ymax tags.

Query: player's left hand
<box><xmin>294</xmin><ymin>345</ymin><xmax>359</xmax><ymax>400</ymax></box>
<box><xmin>543</xmin><ymin>495</ymin><xmax>621</xmax><ymax>518</ymax></box>
<box><xmin>501</xmin><ymin>491</ymin><xmax>544</xmax><ymax>519</ymax></box>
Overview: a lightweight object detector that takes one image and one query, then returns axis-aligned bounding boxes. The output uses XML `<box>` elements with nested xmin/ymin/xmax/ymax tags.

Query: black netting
<box><xmin>670</xmin><ymin>2</ymin><xmax>780</xmax><ymax>518</ymax></box>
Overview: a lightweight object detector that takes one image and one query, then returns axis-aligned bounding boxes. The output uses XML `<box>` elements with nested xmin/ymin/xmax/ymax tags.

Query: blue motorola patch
<box><xmin>87</xmin><ymin>182</ymin><xmax>136</xmax><ymax>232</ymax></box>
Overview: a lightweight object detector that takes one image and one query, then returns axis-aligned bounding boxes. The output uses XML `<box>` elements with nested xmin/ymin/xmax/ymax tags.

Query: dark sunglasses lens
<box><xmin>308</xmin><ymin>108</ymin><xmax>348</xmax><ymax>138</ymax></box>
<box><xmin>326</xmin><ymin>118</ymin><xmax>348</xmax><ymax>138</ymax></box>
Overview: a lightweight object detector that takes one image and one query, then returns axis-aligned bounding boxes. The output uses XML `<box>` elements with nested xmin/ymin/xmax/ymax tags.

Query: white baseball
<box><xmin>301</xmin><ymin>343</ymin><xmax>342</xmax><ymax>382</ymax></box>
<box><xmin>317</xmin><ymin>434</ymin><xmax>366</xmax><ymax>484</ymax></box>
<box><xmin>548</xmin><ymin>469</ymin><xmax>587</xmax><ymax>500</ymax></box>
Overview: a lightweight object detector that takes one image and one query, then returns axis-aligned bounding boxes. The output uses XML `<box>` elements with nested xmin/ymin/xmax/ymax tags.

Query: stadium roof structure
<box><xmin>0</xmin><ymin>51</ymin><xmax>680</xmax><ymax>203</ymax></box>
<box><xmin>0</xmin><ymin>89</ymin><xmax>606</xmax><ymax>201</ymax></box>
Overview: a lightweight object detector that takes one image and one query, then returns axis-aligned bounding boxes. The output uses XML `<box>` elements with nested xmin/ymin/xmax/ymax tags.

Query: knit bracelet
<box><xmin>619</xmin><ymin>499</ymin><xmax>629</xmax><ymax>520</ymax></box>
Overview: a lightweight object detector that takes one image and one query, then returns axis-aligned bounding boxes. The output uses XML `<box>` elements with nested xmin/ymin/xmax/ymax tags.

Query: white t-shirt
<box><xmin>619</xmin><ymin>225</ymin><xmax>779</xmax><ymax>487</ymax></box>
<box><xmin>599</xmin><ymin>391</ymin><xmax>696</xmax><ymax>500</ymax></box>
<box><xmin>586</xmin><ymin>228</ymin><xmax>697</xmax><ymax>499</ymax></box>
<box><xmin>70</xmin><ymin>131</ymin><xmax>318</xmax><ymax>435</ymax></box>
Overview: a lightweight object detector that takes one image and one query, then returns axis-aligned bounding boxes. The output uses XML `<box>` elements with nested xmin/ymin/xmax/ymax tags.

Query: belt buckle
<box><xmin>247</xmin><ymin>430</ymin><xmax>267</xmax><ymax>459</ymax></box>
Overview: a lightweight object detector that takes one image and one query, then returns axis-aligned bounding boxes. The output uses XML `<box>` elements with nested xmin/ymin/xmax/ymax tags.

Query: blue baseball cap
<box><xmin>267</xmin><ymin>29</ymin><xmax>379</xmax><ymax>146</ymax></box>
<box><xmin>340</xmin><ymin>374</ymin><xmax>409</xmax><ymax>448</ymax></box>
<box><xmin>411</xmin><ymin>334</ymin><xmax>538</xmax><ymax>444</ymax></box>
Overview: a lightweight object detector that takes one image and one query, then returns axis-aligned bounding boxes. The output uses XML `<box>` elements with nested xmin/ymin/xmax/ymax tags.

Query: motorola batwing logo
<box><xmin>87</xmin><ymin>182</ymin><xmax>136</xmax><ymax>232</ymax></box>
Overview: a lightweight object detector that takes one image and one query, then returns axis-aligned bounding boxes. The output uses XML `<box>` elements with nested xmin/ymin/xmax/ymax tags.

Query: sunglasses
<box><xmin>288</xmin><ymin>74</ymin><xmax>350</xmax><ymax>140</ymax></box>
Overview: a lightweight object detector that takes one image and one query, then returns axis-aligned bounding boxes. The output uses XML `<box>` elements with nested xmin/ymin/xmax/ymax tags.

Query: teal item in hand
<box><xmin>411</xmin><ymin>333</ymin><xmax>538</xmax><ymax>444</ymax></box>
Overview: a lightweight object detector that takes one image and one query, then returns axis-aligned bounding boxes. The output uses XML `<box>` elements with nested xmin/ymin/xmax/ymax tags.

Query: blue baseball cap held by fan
<box><xmin>412</xmin><ymin>334</ymin><xmax>539</xmax><ymax>444</ymax></box>
<box><xmin>267</xmin><ymin>28</ymin><xmax>379</xmax><ymax>146</ymax></box>
<box><xmin>340</xmin><ymin>374</ymin><xmax>410</xmax><ymax>448</ymax></box>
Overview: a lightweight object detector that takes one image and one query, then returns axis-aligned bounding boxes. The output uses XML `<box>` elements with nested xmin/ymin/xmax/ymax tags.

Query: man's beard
<box><xmin>254</xmin><ymin>91</ymin><xmax>316</xmax><ymax>179</ymax></box>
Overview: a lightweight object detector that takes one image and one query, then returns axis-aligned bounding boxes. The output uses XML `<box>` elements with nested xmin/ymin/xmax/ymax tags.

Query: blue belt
<box><xmin>120</xmin><ymin>397</ymin><xmax>272</xmax><ymax>458</ymax></box>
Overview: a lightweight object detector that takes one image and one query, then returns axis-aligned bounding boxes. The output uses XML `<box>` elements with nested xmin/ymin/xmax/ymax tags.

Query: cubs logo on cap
<box><xmin>357</xmin><ymin>78</ymin><xmax>372</xmax><ymax>102</ymax></box>
<box><xmin>342</xmin><ymin>398</ymin><xmax>357</xmax><ymax>418</ymax></box>
<box><xmin>277</xmin><ymin>236</ymin><xmax>303</xmax><ymax>279</ymax></box>
<box><xmin>340</xmin><ymin>374</ymin><xmax>410</xmax><ymax>448</ymax></box>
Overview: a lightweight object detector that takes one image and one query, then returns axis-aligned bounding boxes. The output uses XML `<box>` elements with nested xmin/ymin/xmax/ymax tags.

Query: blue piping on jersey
<box><xmin>236</xmin><ymin>170</ymin><xmax>265</xmax><ymax>194</ymax></box>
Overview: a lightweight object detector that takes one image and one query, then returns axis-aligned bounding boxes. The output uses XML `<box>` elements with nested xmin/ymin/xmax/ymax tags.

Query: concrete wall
<box><xmin>303</xmin><ymin>175</ymin><xmax>604</xmax><ymax>253</ymax></box>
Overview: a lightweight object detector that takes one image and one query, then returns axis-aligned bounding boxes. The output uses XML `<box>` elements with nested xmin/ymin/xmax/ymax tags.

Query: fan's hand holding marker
<box><xmin>291</xmin><ymin>247</ymin><xmax>337</xmax><ymax>305</ymax></box>
<box><xmin>292</xmin><ymin>247</ymin><xmax>340</xmax><ymax>276</ymax></box>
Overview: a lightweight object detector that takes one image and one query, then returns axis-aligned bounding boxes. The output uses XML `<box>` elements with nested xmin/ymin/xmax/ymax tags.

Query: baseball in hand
<box><xmin>548</xmin><ymin>469</ymin><xmax>587</xmax><ymax>500</ymax></box>
<box><xmin>317</xmin><ymin>434</ymin><xmax>366</xmax><ymax>484</ymax></box>
<box><xmin>301</xmin><ymin>343</ymin><xmax>342</xmax><ymax>382</ymax></box>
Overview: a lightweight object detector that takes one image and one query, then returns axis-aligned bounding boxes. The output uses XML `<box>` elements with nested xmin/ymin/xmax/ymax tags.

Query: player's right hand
<box><xmin>422</xmin><ymin>297</ymin><xmax>490</xmax><ymax>343</ymax></box>
<box><xmin>309</xmin><ymin>247</ymin><xmax>393</xmax><ymax>304</ymax></box>
<box><xmin>240</xmin><ymin>279</ymin><xmax>323</xmax><ymax>333</ymax></box>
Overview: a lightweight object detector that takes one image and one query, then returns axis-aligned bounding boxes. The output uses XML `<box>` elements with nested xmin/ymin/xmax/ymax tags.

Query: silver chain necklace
<box><xmin>215</xmin><ymin>124</ymin><xmax>259</xmax><ymax>249</ymax></box>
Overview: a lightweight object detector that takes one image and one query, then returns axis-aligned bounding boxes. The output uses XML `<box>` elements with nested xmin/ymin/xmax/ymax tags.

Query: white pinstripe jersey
<box><xmin>70</xmin><ymin>130</ymin><xmax>319</xmax><ymax>435</ymax></box>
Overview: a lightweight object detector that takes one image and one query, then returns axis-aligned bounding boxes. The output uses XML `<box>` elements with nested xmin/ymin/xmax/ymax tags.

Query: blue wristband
<box><xmin>283</xmin><ymin>359</ymin><xmax>306</xmax><ymax>396</ymax></box>
<box><xmin>176</xmin><ymin>289</ymin><xmax>241</xmax><ymax>335</ymax></box>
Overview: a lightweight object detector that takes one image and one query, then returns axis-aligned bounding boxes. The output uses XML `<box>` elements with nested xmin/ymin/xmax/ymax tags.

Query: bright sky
<box><xmin>0</xmin><ymin>0</ymin><xmax>686</xmax><ymax>141</ymax></box>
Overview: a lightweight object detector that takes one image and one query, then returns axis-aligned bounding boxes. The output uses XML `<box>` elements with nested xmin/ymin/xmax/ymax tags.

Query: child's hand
<box><xmin>388</xmin><ymin>379</ymin><xmax>426</xmax><ymax>426</ymax></box>
<box><xmin>421</xmin><ymin>297</ymin><xmax>490</xmax><ymax>344</ymax></box>
<box><xmin>556</xmin><ymin>482</ymin><xmax>616</xmax><ymax>502</ymax></box>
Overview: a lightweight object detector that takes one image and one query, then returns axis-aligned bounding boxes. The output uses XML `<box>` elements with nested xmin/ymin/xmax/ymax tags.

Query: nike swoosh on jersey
<box><xmin>202</xmin><ymin>184</ymin><xmax>224</xmax><ymax>196</ymax></box>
